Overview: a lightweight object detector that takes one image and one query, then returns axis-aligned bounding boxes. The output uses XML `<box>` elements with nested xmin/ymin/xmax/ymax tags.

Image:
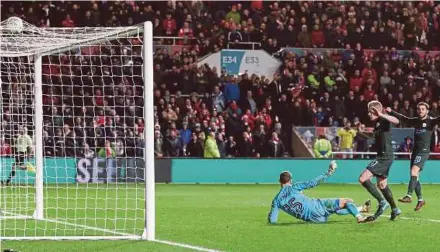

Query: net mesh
<box><xmin>0</xmin><ymin>17</ymin><xmax>146</xmax><ymax>238</ymax></box>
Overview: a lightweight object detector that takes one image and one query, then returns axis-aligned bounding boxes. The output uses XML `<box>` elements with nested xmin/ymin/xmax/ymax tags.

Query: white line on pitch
<box><xmin>382</xmin><ymin>215</ymin><xmax>440</xmax><ymax>223</ymax></box>
<box><xmin>2</xmin><ymin>211</ymin><xmax>223</xmax><ymax>251</ymax></box>
<box><xmin>155</xmin><ymin>239</ymin><xmax>223</xmax><ymax>252</ymax></box>
<box><xmin>1</xmin><ymin>210</ymin><xmax>136</xmax><ymax>237</ymax></box>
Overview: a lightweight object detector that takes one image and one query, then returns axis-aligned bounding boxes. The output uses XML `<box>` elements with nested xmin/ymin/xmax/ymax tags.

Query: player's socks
<box><xmin>6</xmin><ymin>170</ymin><xmax>16</xmax><ymax>184</ymax></box>
<box><xmin>380</xmin><ymin>186</ymin><xmax>397</xmax><ymax>209</ymax></box>
<box><xmin>361</xmin><ymin>180</ymin><xmax>384</xmax><ymax>202</ymax></box>
<box><xmin>406</xmin><ymin>176</ymin><xmax>418</xmax><ymax>196</ymax></box>
<box><xmin>345</xmin><ymin>202</ymin><xmax>361</xmax><ymax>218</ymax></box>
<box><xmin>415</xmin><ymin>181</ymin><xmax>422</xmax><ymax>200</ymax></box>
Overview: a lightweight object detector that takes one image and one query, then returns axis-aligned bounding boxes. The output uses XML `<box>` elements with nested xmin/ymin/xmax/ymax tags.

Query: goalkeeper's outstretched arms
<box><xmin>291</xmin><ymin>161</ymin><xmax>337</xmax><ymax>191</ymax></box>
<box><xmin>267</xmin><ymin>199</ymin><xmax>279</xmax><ymax>224</ymax></box>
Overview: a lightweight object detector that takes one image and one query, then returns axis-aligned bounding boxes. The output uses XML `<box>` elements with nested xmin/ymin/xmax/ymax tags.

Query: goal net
<box><xmin>0</xmin><ymin>17</ymin><xmax>155</xmax><ymax>240</ymax></box>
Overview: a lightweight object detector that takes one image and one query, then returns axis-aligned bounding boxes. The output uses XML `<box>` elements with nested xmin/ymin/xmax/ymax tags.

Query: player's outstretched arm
<box><xmin>267</xmin><ymin>199</ymin><xmax>279</xmax><ymax>224</ymax></box>
<box><xmin>385</xmin><ymin>107</ymin><xmax>416</xmax><ymax>126</ymax></box>
<box><xmin>291</xmin><ymin>161</ymin><xmax>337</xmax><ymax>191</ymax></box>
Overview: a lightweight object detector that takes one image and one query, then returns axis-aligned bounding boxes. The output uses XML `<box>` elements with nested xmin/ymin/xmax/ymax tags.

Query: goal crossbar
<box><xmin>1</xmin><ymin>18</ymin><xmax>144</xmax><ymax>57</ymax></box>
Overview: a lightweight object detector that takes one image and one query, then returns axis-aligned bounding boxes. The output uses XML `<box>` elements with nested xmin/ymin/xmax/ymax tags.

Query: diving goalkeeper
<box><xmin>2</xmin><ymin>126</ymin><xmax>36</xmax><ymax>186</ymax></box>
<box><xmin>268</xmin><ymin>161</ymin><xmax>369</xmax><ymax>224</ymax></box>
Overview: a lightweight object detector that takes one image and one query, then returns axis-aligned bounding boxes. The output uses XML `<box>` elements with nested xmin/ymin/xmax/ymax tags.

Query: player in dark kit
<box><xmin>358</xmin><ymin>101</ymin><xmax>401</xmax><ymax>222</ymax></box>
<box><xmin>386</xmin><ymin>102</ymin><xmax>440</xmax><ymax>211</ymax></box>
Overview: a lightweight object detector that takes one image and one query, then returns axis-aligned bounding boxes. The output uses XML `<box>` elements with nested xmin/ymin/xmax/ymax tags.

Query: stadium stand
<box><xmin>1</xmin><ymin>1</ymin><xmax>440</xmax><ymax>158</ymax></box>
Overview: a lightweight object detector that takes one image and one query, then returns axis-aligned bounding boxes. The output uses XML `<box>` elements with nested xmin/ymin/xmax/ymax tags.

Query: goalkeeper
<box><xmin>268</xmin><ymin>161</ymin><xmax>369</xmax><ymax>224</ymax></box>
<box><xmin>2</xmin><ymin>126</ymin><xmax>36</xmax><ymax>186</ymax></box>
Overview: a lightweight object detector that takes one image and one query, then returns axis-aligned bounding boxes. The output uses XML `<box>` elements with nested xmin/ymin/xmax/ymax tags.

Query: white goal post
<box><xmin>0</xmin><ymin>17</ymin><xmax>155</xmax><ymax>240</ymax></box>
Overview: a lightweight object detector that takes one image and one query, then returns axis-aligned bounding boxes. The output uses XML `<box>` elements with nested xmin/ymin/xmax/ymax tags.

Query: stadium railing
<box><xmin>227</xmin><ymin>41</ymin><xmax>261</xmax><ymax>50</ymax></box>
<box><xmin>331</xmin><ymin>151</ymin><xmax>440</xmax><ymax>159</ymax></box>
<box><xmin>153</xmin><ymin>36</ymin><xmax>197</xmax><ymax>45</ymax></box>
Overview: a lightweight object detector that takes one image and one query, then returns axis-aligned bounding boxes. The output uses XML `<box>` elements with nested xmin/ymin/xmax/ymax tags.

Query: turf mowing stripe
<box><xmin>155</xmin><ymin>239</ymin><xmax>223</xmax><ymax>252</ymax></box>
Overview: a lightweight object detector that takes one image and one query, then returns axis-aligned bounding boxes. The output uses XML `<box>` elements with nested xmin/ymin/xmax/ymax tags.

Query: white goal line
<box><xmin>0</xmin><ymin>210</ymin><xmax>224</xmax><ymax>251</ymax></box>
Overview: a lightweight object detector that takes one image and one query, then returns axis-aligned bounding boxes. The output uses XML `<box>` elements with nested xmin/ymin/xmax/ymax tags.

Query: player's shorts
<box><xmin>366</xmin><ymin>157</ymin><xmax>393</xmax><ymax>178</ymax></box>
<box><xmin>410</xmin><ymin>152</ymin><xmax>430</xmax><ymax>171</ymax></box>
<box><xmin>15</xmin><ymin>152</ymin><xmax>26</xmax><ymax>165</ymax></box>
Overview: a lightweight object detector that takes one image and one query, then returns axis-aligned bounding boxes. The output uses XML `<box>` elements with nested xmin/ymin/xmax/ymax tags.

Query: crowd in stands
<box><xmin>1</xmin><ymin>1</ymin><xmax>440</xmax><ymax>159</ymax></box>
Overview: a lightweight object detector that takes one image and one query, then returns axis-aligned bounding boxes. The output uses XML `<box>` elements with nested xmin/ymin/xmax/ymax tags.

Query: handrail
<box><xmin>332</xmin><ymin>152</ymin><xmax>440</xmax><ymax>155</ymax></box>
<box><xmin>153</xmin><ymin>36</ymin><xmax>197</xmax><ymax>45</ymax></box>
<box><xmin>331</xmin><ymin>151</ymin><xmax>440</xmax><ymax>159</ymax></box>
<box><xmin>227</xmin><ymin>42</ymin><xmax>261</xmax><ymax>50</ymax></box>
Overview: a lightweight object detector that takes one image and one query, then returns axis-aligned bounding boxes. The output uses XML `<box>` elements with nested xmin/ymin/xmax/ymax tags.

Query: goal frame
<box><xmin>0</xmin><ymin>21</ymin><xmax>155</xmax><ymax>241</ymax></box>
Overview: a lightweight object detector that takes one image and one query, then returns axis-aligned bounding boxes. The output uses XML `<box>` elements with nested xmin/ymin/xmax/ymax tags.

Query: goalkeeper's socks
<box><xmin>361</xmin><ymin>180</ymin><xmax>384</xmax><ymax>202</ymax></box>
<box><xmin>381</xmin><ymin>186</ymin><xmax>397</xmax><ymax>209</ymax></box>
<box><xmin>407</xmin><ymin>176</ymin><xmax>417</xmax><ymax>196</ymax></box>
<box><xmin>345</xmin><ymin>202</ymin><xmax>361</xmax><ymax>218</ymax></box>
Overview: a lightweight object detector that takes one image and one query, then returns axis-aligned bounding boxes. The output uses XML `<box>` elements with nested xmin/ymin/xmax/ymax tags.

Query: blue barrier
<box><xmin>171</xmin><ymin>159</ymin><xmax>440</xmax><ymax>184</ymax></box>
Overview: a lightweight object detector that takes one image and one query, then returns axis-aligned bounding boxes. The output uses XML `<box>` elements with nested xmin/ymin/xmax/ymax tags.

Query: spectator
<box><xmin>238</xmin><ymin>132</ymin><xmax>254</xmax><ymax>157</ymax></box>
<box><xmin>398</xmin><ymin>101</ymin><xmax>415</xmax><ymax>127</ymax></box>
<box><xmin>83</xmin><ymin>143</ymin><xmax>95</xmax><ymax>159</ymax></box>
<box><xmin>337</xmin><ymin>122</ymin><xmax>357</xmax><ymax>159</ymax></box>
<box><xmin>225</xmin><ymin>5</ymin><xmax>240</xmax><ymax>24</ymax></box>
<box><xmin>211</xmin><ymin>86</ymin><xmax>226</xmax><ymax>112</ymax></box>
<box><xmin>298</xmin><ymin>25</ymin><xmax>312</xmax><ymax>48</ymax></box>
<box><xmin>380</xmin><ymin>71</ymin><xmax>393</xmax><ymax>88</ymax></box>
<box><xmin>61</xmin><ymin>14</ymin><xmax>75</xmax><ymax>27</ymax></box>
<box><xmin>311</xmin><ymin>25</ymin><xmax>325</xmax><ymax>48</ymax></box>
<box><xmin>204</xmin><ymin>131</ymin><xmax>220</xmax><ymax>158</ymax></box>
<box><xmin>98</xmin><ymin>140</ymin><xmax>116</xmax><ymax>158</ymax></box>
<box><xmin>0</xmin><ymin>137</ymin><xmax>11</xmax><ymax>156</ymax></box>
<box><xmin>163</xmin><ymin>13</ymin><xmax>177</xmax><ymax>36</ymax></box>
<box><xmin>164</xmin><ymin>130</ymin><xmax>181</xmax><ymax>157</ymax></box>
<box><xmin>227</xmin><ymin>24</ymin><xmax>243</xmax><ymax>43</ymax></box>
<box><xmin>154</xmin><ymin>130</ymin><xmax>164</xmax><ymax>157</ymax></box>
<box><xmin>225</xmin><ymin>136</ymin><xmax>237</xmax><ymax>157</ymax></box>
<box><xmin>224</xmin><ymin>79</ymin><xmax>240</xmax><ymax>102</ymax></box>
<box><xmin>179</xmin><ymin>121</ymin><xmax>192</xmax><ymax>149</ymax></box>
<box><xmin>217</xmin><ymin>134</ymin><xmax>226</xmax><ymax>158</ymax></box>
<box><xmin>350</xmin><ymin>70</ymin><xmax>363</xmax><ymax>91</ymax></box>
<box><xmin>186</xmin><ymin>133</ymin><xmax>203</xmax><ymax>157</ymax></box>
<box><xmin>354</xmin><ymin>124</ymin><xmax>369</xmax><ymax>155</ymax></box>
<box><xmin>267</xmin><ymin>132</ymin><xmax>285</xmax><ymax>158</ymax></box>
<box><xmin>313</xmin><ymin>135</ymin><xmax>332</xmax><ymax>159</ymax></box>
<box><xmin>43</xmin><ymin>131</ymin><xmax>55</xmax><ymax>156</ymax></box>
<box><xmin>398</xmin><ymin>136</ymin><xmax>414</xmax><ymax>153</ymax></box>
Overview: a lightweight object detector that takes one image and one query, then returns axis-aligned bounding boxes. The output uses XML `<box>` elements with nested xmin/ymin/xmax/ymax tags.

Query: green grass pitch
<box><xmin>2</xmin><ymin>184</ymin><xmax>440</xmax><ymax>251</ymax></box>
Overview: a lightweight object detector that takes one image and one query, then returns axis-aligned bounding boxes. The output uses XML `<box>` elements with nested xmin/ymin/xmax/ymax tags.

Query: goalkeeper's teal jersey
<box><xmin>268</xmin><ymin>173</ymin><xmax>332</xmax><ymax>223</ymax></box>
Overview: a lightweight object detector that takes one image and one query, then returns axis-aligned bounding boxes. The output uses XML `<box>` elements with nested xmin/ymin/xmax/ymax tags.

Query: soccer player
<box><xmin>358</xmin><ymin>101</ymin><xmax>401</xmax><ymax>222</ymax></box>
<box><xmin>1</xmin><ymin>126</ymin><xmax>36</xmax><ymax>186</ymax></box>
<box><xmin>386</xmin><ymin>102</ymin><xmax>440</xmax><ymax>211</ymax></box>
<box><xmin>267</xmin><ymin>161</ymin><xmax>370</xmax><ymax>224</ymax></box>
